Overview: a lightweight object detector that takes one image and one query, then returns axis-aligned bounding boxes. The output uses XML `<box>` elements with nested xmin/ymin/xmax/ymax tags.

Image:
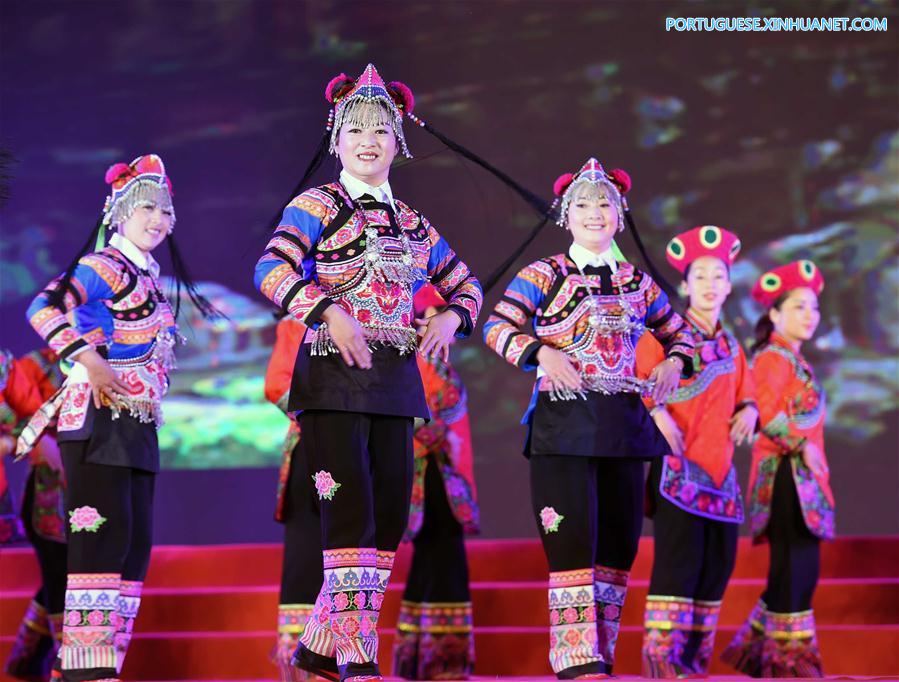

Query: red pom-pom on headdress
<box><xmin>553</xmin><ymin>173</ymin><xmax>575</xmax><ymax>197</ymax></box>
<box><xmin>608</xmin><ymin>168</ymin><xmax>632</xmax><ymax>194</ymax></box>
<box><xmin>324</xmin><ymin>73</ymin><xmax>353</xmax><ymax>104</ymax></box>
<box><xmin>387</xmin><ymin>81</ymin><xmax>415</xmax><ymax>114</ymax></box>
<box><xmin>105</xmin><ymin>162</ymin><xmax>131</xmax><ymax>185</ymax></box>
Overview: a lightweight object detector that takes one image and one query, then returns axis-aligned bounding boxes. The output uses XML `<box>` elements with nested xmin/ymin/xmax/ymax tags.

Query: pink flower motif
<box><xmin>68</xmin><ymin>506</ymin><xmax>107</xmax><ymax>533</ymax></box>
<box><xmin>66</xmin><ymin>611</ymin><xmax>82</xmax><ymax>627</ymax></box>
<box><xmin>86</xmin><ymin>610</ymin><xmax>105</xmax><ymax>626</ymax></box>
<box><xmin>353</xmin><ymin>592</ymin><xmax>367</xmax><ymax>610</ymax></box>
<box><xmin>550</xmin><ymin>610</ymin><xmax>561</xmax><ymax>625</ymax></box>
<box><xmin>357</xmin><ymin>309</ymin><xmax>373</xmax><ymax>324</ymax></box>
<box><xmin>562</xmin><ymin>607</ymin><xmax>579</xmax><ymax>624</ymax></box>
<box><xmin>679</xmin><ymin>482</ymin><xmax>698</xmax><ymax>504</ymax></box>
<box><xmin>312</xmin><ymin>471</ymin><xmax>342</xmax><ymax>501</ymax></box>
<box><xmin>540</xmin><ymin>506</ymin><xmax>564</xmax><ymax>534</ymax></box>
<box><xmin>370</xmin><ymin>592</ymin><xmax>384</xmax><ymax>610</ymax></box>
<box><xmin>342</xmin><ymin>615</ymin><xmax>360</xmax><ymax>637</ymax></box>
<box><xmin>582</xmin><ymin>606</ymin><xmax>596</xmax><ymax>622</ymax></box>
<box><xmin>332</xmin><ymin>592</ymin><xmax>350</xmax><ymax>612</ymax></box>
<box><xmin>604</xmin><ymin>604</ymin><xmax>620</xmax><ymax>620</ymax></box>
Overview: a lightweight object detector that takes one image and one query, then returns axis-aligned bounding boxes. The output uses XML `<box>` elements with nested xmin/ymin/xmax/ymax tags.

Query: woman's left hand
<box><xmin>416</xmin><ymin>309</ymin><xmax>461</xmax><ymax>362</ymax></box>
<box><xmin>729</xmin><ymin>405</ymin><xmax>759</xmax><ymax>446</ymax></box>
<box><xmin>649</xmin><ymin>357</ymin><xmax>683</xmax><ymax>403</ymax></box>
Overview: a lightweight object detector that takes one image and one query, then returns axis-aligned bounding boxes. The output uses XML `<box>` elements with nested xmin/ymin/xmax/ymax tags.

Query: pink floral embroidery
<box><xmin>86</xmin><ymin>610</ymin><xmax>105</xmax><ymax>626</ymax></box>
<box><xmin>65</xmin><ymin>611</ymin><xmax>82</xmax><ymax>627</ymax></box>
<box><xmin>370</xmin><ymin>592</ymin><xmax>384</xmax><ymax>610</ymax></box>
<box><xmin>582</xmin><ymin>605</ymin><xmax>596</xmax><ymax>622</ymax></box>
<box><xmin>68</xmin><ymin>506</ymin><xmax>107</xmax><ymax>533</ymax></box>
<box><xmin>562</xmin><ymin>607</ymin><xmax>579</xmax><ymax>624</ymax></box>
<box><xmin>332</xmin><ymin>592</ymin><xmax>350</xmax><ymax>611</ymax></box>
<box><xmin>540</xmin><ymin>506</ymin><xmax>564</xmax><ymax>534</ymax></box>
<box><xmin>353</xmin><ymin>592</ymin><xmax>367</xmax><ymax>609</ymax></box>
<box><xmin>312</xmin><ymin>471</ymin><xmax>341</xmax><ymax>501</ymax></box>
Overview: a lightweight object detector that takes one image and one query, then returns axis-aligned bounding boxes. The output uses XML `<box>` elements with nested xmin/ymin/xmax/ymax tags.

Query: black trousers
<box><xmin>280</xmin><ymin>438</ymin><xmax>324</xmax><ymax>605</ymax></box>
<box><xmin>529</xmin><ymin>455</ymin><xmax>644</xmax><ymax>572</ymax></box>
<box><xmin>647</xmin><ymin>458</ymin><xmax>739</xmax><ymax>601</ymax></box>
<box><xmin>22</xmin><ymin>469</ymin><xmax>67</xmax><ymax>615</ymax></box>
<box><xmin>61</xmin><ymin>444</ymin><xmax>155</xmax><ymax>580</ymax></box>
<box><xmin>402</xmin><ymin>454</ymin><xmax>470</xmax><ymax>603</ymax></box>
<box><xmin>298</xmin><ymin>410</ymin><xmax>413</xmax><ymax>553</ymax></box>
<box><xmin>762</xmin><ymin>457</ymin><xmax>820</xmax><ymax>613</ymax></box>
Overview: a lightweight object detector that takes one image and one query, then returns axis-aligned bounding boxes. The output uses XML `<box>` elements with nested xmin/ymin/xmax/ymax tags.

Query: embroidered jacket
<box><xmin>637</xmin><ymin>310</ymin><xmax>756</xmax><ymax>523</ymax></box>
<box><xmin>406</xmin><ymin>353</ymin><xmax>479</xmax><ymax>539</ymax></box>
<box><xmin>748</xmin><ymin>333</ymin><xmax>833</xmax><ymax>541</ymax></box>
<box><xmin>483</xmin><ymin>254</ymin><xmax>693</xmax><ymax>422</ymax></box>
<box><xmin>0</xmin><ymin>349</ymin><xmax>66</xmax><ymax>546</ymax></box>
<box><xmin>254</xmin><ymin>183</ymin><xmax>482</xmax><ymax>354</ymax></box>
<box><xmin>264</xmin><ymin>317</ymin><xmax>304</xmax><ymax>523</ymax></box>
<box><xmin>22</xmin><ymin>233</ymin><xmax>180</xmax><ymax>440</ymax></box>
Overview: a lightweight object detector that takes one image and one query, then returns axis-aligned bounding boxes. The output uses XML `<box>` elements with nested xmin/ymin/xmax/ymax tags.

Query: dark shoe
<box><xmin>291</xmin><ymin>642</ymin><xmax>339</xmax><ymax>682</ymax></box>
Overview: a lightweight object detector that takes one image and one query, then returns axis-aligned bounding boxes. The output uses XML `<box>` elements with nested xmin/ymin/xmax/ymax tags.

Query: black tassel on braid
<box><xmin>0</xmin><ymin>146</ymin><xmax>15</xmax><ymax>209</ymax></box>
<box><xmin>264</xmin><ymin>128</ymin><xmax>331</xmax><ymax>235</ymax></box>
<box><xmin>623</xmin><ymin>210</ymin><xmax>676</xmax><ymax>297</ymax></box>
<box><xmin>46</xmin><ymin>215</ymin><xmax>106</xmax><ymax>312</ymax></box>
<box><xmin>166</xmin><ymin>235</ymin><xmax>222</xmax><ymax>320</ymax></box>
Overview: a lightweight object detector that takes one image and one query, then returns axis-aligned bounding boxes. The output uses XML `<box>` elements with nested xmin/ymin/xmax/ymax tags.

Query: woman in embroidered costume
<box><xmin>17</xmin><ymin>154</ymin><xmax>216</xmax><ymax>682</ymax></box>
<box><xmin>635</xmin><ymin>226</ymin><xmax>758</xmax><ymax>677</ymax></box>
<box><xmin>264</xmin><ymin>313</ymin><xmax>326</xmax><ymax>682</ymax></box>
<box><xmin>254</xmin><ymin>64</ymin><xmax>482</xmax><ymax>682</ymax></box>
<box><xmin>483</xmin><ymin>158</ymin><xmax>693</xmax><ymax>679</ymax></box>
<box><xmin>721</xmin><ymin>260</ymin><xmax>831</xmax><ymax>678</ymax></box>
<box><xmin>392</xmin><ymin>284</ymin><xmax>479</xmax><ymax>681</ymax></box>
<box><xmin>1</xmin><ymin>348</ymin><xmax>66</xmax><ymax>681</ymax></box>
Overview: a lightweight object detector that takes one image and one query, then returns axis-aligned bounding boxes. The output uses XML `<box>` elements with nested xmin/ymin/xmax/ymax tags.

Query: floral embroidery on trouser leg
<box><xmin>4</xmin><ymin>599</ymin><xmax>55</xmax><ymax>679</ymax></box>
<box><xmin>688</xmin><ymin>599</ymin><xmax>721</xmax><ymax>675</ymax></box>
<box><xmin>540</xmin><ymin>506</ymin><xmax>564</xmax><ymax>534</ymax></box>
<box><xmin>299</xmin><ymin>584</ymin><xmax>337</xmax><ymax>658</ymax></box>
<box><xmin>417</xmin><ymin>601</ymin><xmax>474</xmax><ymax>680</ymax></box>
<box><xmin>761</xmin><ymin>608</ymin><xmax>824</xmax><ymax>678</ymax></box>
<box><xmin>641</xmin><ymin>595</ymin><xmax>693</xmax><ymax>678</ymax></box>
<box><xmin>720</xmin><ymin>599</ymin><xmax>766</xmax><ymax>676</ymax></box>
<box><xmin>547</xmin><ymin>568</ymin><xmax>600</xmax><ymax>675</ymax></box>
<box><xmin>61</xmin><ymin>573</ymin><xmax>120</xmax><ymax>674</ymax></box>
<box><xmin>68</xmin><ymin>506</ymin><xmax>107</xmax><ymax>533</ymax></box>
<box><xmin>114</xmin><ymin>580</ymin><xmax>142</xmax><ymax>674</ymax></box>
<box><xmin>325</xmin><ymin>548</ymin><xmax>382</xmax><ymax>667</ymax></box>
<box><xmin>312</xmin><ymin>471</ymin><xmax>342</xmax><ymax>501</ymax></box>
<box><xmin>594</xmin><ymin>565</ymin><xmax>628</xmax><ymax>670</ymax></box>
<box><xmin>274</xmin><ymin>603</ymin><xmax>314</xmax><ymax>681</ymax></box>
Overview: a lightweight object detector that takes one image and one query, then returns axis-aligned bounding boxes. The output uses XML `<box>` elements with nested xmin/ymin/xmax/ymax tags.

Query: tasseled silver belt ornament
<box><xmin>547</xmin><ymin>374</ymin><xmax>656</xmax><ymax>402</ymax></box>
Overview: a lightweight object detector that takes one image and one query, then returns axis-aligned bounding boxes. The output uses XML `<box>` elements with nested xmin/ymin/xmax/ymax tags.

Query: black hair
<box><xmin>751</xmin><ymin>292</ymin><xmax>790</xmax><ymax>354</ymax></box>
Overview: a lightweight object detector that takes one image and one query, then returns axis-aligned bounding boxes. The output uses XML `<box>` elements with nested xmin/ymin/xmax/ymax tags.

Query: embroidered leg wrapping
<box><xmin>275</xmin><ymin>603</ymin><xmax>314</xmax><ymax>681</ymax></box>
<box><xmin>593</xmin><ymin>565</ymin><xmax>628</xmax><ymax>671</ymax></box>
<box><xmin>325</xmin><ymin>548</ymin><xmax>391</xmax><ymax>678</ymax></box>
<box><xmin>60</xmin><ymin>573</ymin><xmax>120</xmax><ymax>679</ymax></box>
<box><xmin>641</xmin><ymin>595</ymin><xmax>693</xmax><ymax>678</ymax></box>
<box><xmin>298</xmin><ymin>584</ymin><xmax>338</xmax><ymax>660</ymax></box>
<box><xmin>761</xmin><ymin>608</ymin><xmax>824</xmax><ymax>678</ymax></box>
<box><xmin>113</xmin><ymin>580</ymin><xmax>141</xmax><ymax>674</ymax></box>
<box><xmin>547</xmin><ymin>568</ymin><xmax>601</xmax><ymax>677</ymax></box>
<box><xmin>685</xmin><ymin>599</ymin><xmax>721</xmax><ymax>675</ymax></box>
<box><xmin>4</xmin><ymin>598</ymin><xmax>56</xmax><ymax>679</ymax></box>
<box><xmin>392</xmin><ymin>600</ymin><xmax>422</xmax><ymax>679</ymax></box>
<box><xmin>417</xmin><ymin>601</ymin><xmax>474</xmax><ymax>680</ymax></box>
<box><xmin>720</xmin><ymin>598</ymin><xmax>766</xmax><ymax>676</ymax></box>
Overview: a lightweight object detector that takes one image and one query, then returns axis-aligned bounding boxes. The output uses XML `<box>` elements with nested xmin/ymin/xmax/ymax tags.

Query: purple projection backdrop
<box><xmin>1</xmin><ymin>0</ymin><xmax>896</xmax><ymax>542</ymax></box>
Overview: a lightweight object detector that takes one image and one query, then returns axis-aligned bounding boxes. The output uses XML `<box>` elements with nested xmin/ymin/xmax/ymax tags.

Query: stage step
<box><xmin>2</xmin><ymin>577</ymin><xmax>896</xmax><ymax>632</ymax></box>
<box><xmin>2</xmin><ymin>537</ymin><xmax>897</xmax><ymax>591</ymax></box>
<box><xmin>1</xmin><ymin>625</ymin><xmax>897</xmax><ymax>679</ymax></box>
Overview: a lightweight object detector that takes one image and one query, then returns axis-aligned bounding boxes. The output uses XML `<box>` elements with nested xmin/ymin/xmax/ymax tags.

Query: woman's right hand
<box><xmin>78</xmin><ymin>349</ymin><xmax>130</xmax><ymax>409</ymax></box>
<box><xmin>536</xmin><ymin>346</ymin><xmax>582</xmax><ymax>392</ymax></box>
<box><xmin>802</xmin><ymin>441</ymin><xmax>829</xmax><ymax>478</ymax></box>
<box><xmin>321</xmin><ymin>304</ymin><xmax>373</xmax><ymax>369</ymax></box>
<box><xmin>652</xmin><ymin>407</ymin><xmax>685</xmax><ymax>456</ymax></box>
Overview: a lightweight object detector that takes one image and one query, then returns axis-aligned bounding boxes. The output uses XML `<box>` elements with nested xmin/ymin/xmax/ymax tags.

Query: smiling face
<box><xmin>565</xmin><ymin>182</ymin><xmax>621</xmax><ymax>254</ymax></box>
<box><xmin>684</xmin><ymin>255</ymin><xmax>732</xmax><ymax>314</ymax></box>
<box><xmin>335</xmin><ymin>102</ymin><xmax>398</xmax><ymax>186</ymax></box>
<box><xmin>118</xmin><ymin>195</ymin><xmax>173</xmax><ymax>254</ymax></box>
<box><xmin>770</xmin><ymin>287</ymin><xmax>821</xmax><ymax>346</ymax></box>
